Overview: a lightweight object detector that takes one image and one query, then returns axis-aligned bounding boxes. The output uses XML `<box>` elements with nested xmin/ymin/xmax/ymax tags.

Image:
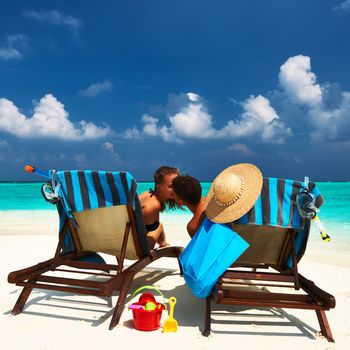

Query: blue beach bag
<box><xmin>179</xmin><ymin>218</ymin><xmax>249</xmax><ymax>298</ymax></box>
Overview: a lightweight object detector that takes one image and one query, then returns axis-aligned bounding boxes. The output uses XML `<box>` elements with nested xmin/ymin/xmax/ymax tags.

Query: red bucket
<box><xmin>131</xmin><ymin>302</ymin><xmax>165</xmax><ymax>331</ymax></box>
<box><xmin>129</xmin><ymin>286</ymin><xmax>166</xmax><ymax>331</ymax></box>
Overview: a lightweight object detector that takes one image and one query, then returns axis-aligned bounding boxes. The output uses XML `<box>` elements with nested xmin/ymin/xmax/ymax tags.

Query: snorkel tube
<box><xmin>25</xmin><ymin>165</ymin><xmax>50</xmax><ymax>179</ymax></box>
<box><xmin>312</xmin><ymin>216</ymin><xmax>331</xmax><ymax>242</ymax></box>
<box><xmin>25</xmin><ymin>165</ymin><xmax>60</xmax><ymax>204</ymax></box>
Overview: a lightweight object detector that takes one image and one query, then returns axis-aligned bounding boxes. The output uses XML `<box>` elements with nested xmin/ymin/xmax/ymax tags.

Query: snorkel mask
<box><xmin>295</xmin><ymin>189</ymin><xmax>319</xmax><ymax>220</ymax></box>
<box><xmin>295</xmin><ymin>177</ymin><xmax>331</xmax><ymax>242</ymax></box>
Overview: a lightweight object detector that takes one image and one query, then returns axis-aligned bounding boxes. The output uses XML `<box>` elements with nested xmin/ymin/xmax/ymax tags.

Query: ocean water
<box><xmin>0</xmin><ymin>181</ymin><xmax>349</xmax><ymax>239</ymax></box>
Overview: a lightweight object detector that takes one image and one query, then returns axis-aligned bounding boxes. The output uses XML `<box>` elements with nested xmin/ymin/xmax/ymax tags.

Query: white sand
<box><xmin>1</xmin><ymin>212</ymin><xmax>349</xmax><ymax>349</ymax></box>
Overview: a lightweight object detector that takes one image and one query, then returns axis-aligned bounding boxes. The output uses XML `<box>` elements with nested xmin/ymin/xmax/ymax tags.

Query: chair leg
<box><xmin>12</xmin><ymin>286</ymin><xmax>33</xmax><ymax>315</ymax></box>
<box><xmin>178</xmin><ymin>259</ymin><xmax>183</xmax><ymax>277</ymax></box>
<box><xmin>316</xmin><ymin>310</ymin><xmax>335</xmax><ymax>343</ymax></box>
<box><xmin>202</xmin><ymin>296</ymin><xmax>211</xmax><ymax>336</ymax></box>
<box><xmin>109</xmin><ymin>271</ymin><xmax>135</xmax><ymax>330</ymax></box>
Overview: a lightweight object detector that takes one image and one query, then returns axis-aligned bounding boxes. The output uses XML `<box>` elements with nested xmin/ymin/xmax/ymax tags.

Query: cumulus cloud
<box><xmin>279</xmin><ymin>55</ymin><xmax>350</xmax><ymax>142</ymax></box>
<box><xmin>79</xmin><ymin>80</ymin><xmax>113</xmax><ymax>97</ymax></box>
<box><xmin>123</xmin><ymin>127</ymin><xmax>141</xmax><ymax>139</ymax></box>
<box><xmin>101</xmin><ymin>141</ymin><xmax>122</xmax><ymax>163</ymax></box>
<box><xmin>0</xmin><ymin>34</ymin><xmax>28</xmax><ymax>60</ymax></box>
<box><xmin>23</xmin><ymin>10</ymin><xmax>82</xmax><ymax>34</ymax></box>
<box><xmin>218</xmin><ymin>95</ymin><xmax>292</xmax><ymax>144</ymax></box>
<box><xmin>187</xmin><ymin>92</ymin><xmax>200</xmax><ymax>102</ymax></box>
<box><xmin>102</xmin><ymin>141</ymin><xmax>114</xmax><ymax>151</ymax></box>
<box><xmin>168</xmin><ymin>103</ymin><xmax>216</xmax><ymax>139</ymax></box>
<box><xmin>228</xmin><ymin>143</ymin><xmax>253</xmax><ymax>156</ymax></box>
<box><xmin>132</xmin><ymin>93</ymin><xmax>216</xmax><ymax>143</ymax></box>
<box><xmin>120</xmin><ymin>55</ymin><xmax>350</xmax><ymax>146</ymax></box>
<box><xmin>279</xmin><ymin>55</ymin><xmax>322</xmax><ymax>106</ymax></box>
<box><xmin>125</xmin><ymin>92</ymin><xmax>291</xmax><ymax>144</ymax></box>
<box><xmin>309</xmin><ymin>92</ymin><xmax>350</xmax><ymax>142</ymax></box>
<box><xmin>142</xmin><ymin>115</ymin><xmax>159</xmax><ymax>136</ymax></box>
<box><xmin>0</xmin><ymin>94</ymin><xmax>111</xmax><ymax>140</ymax></box>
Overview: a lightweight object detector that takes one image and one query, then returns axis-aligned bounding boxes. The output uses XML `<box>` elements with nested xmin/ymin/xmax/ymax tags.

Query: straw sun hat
<box><xmin>205</xmin><ymin>163</ymin><xmax>263</xmax><ymax>224</ymax></box>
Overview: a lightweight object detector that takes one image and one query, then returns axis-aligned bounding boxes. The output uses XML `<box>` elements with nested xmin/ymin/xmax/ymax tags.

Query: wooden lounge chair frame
<box><xmin>8</xmin><ymin>204</ymin><xmax>183</xmax><ymax>330</ymax></box>
<box><xmin>203</xmin><ymin>224</ymin><xmax>336</xmax><ymax>342</ymax></box>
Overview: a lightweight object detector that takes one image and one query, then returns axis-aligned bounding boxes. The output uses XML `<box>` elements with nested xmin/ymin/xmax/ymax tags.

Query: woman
<box><xmin>139</xmin><ymin>166</ymin><xmax>180</xmax><ymax>248</ymax></box>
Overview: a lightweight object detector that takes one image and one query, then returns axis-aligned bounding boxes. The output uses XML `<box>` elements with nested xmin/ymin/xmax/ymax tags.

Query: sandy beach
<box><xmin>1</xmin><ymin>213</ymin><xmax>349</xmax><ymax>350</ymax></box>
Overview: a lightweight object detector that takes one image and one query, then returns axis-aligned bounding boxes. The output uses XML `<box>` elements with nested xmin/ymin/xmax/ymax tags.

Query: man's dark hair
<box><xmin>172</xmin><ymin>175</ymin><xmax>202</xmax><ymax>206</ymax></box>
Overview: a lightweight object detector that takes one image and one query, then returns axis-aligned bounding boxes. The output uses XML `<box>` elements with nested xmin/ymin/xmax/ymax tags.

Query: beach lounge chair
<box><xmin>203</xmin><ymin>177</ymin><xmax>336</xmax><ymax>342</ymax></box>
<box><xmin>7</xmin><ymin>169</ymin><xmax>183</xmax><ymax>330</ymax></box>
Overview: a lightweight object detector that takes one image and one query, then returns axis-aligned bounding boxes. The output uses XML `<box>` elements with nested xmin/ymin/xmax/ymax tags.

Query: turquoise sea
<box><xmin>1</xmin><ymin>181</ymin><xmax>350</xmax><ymax>243</ymax></box>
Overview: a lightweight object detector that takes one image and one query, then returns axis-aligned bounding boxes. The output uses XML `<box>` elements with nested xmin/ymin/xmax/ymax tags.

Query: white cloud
<box><xmin>0</xmin><ymin>34</ymin><xmax>27</xmax><ymax>60</ymax></box>
<box><xmin>102</xmin><ymin>142</ymin><xmax>114</xmax><ymax>151</ymax></box>
<box><xmin>126</xmin><ymin>92</ymin><xmax>291</xmax><ymax>144</ymax></box>
<box><xmin>309</xmin><ymin>92</ymin><xmax>350</xmax><ymax>141</ymax></box>
<box><xmin>0</xmin><ymin>94</ymin><xmax>111</xmax><ymax>140</ymax></box>
<box><xmin>23</xmin><ymin>10</ymin><xmax>82</xmax><ymax>33</ymax></box>
<box><xmin>142</xmin><ymin>115</ymin><xmax>159</xmax><ymax>136</ymax></box>
<box><xmin>79</xmin><ymin>80</ymin><xmax>113</xmax><ymax>97</ymax></box>
<box><xmin>168</xmin><ymin>101</ymin><xmax>216</xmax><ymax>139</ymax></box>
<box><xmin>243</xmin><ymin>95</ymin><xmax>278</xmax><ymax>124</ymax></box>
<box><xmin>279</xmin><ymin>55</ymin><xmax>322</xmax><ymax>106</ymax></box>
<box><xmin>187</xmin><ymin>92</ymin><xmax>200</xmax><ymax>102</ymax></box>
<box><xmin>121</xmin><ymin>55</ymin><xmax>350</xmax><ymax>145</ymax></box>
<box><xmin>228</xmin><ymin>143</ymin><xmax>253</xmax><ymax>156</ymax></box>
<box><xmin>101</xmin><ymin>142</ymin><xmax>122</xmax><ymax>163</ymax></box>
<box><xmin>334</xmin><ymin>0</ymin><xmax>350</xmax><ymax>12</ymax></box>
<box><xmin>218</xmin><ymin>95</ymin><xmax>292</xmax><ymax>143</ymax></box>
<box><xmin>137</xmin><ymin>93</ymin><xmax>216</xmax><ymax>142</ymax></box>
<box><xmin>279</xmin><ymin>54</ymin><xmax>350</xmax><ymax>142</ymax></box>
<box><xmin>123</xmin><ymin>127</ymin><xmax>141</xmax><ymax>139</ymax></box>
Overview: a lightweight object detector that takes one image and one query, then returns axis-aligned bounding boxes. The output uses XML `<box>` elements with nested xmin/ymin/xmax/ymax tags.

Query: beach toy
<box><xmin>128</xmin><ymin>285</ymin><xmax>166</xmax><ymax>331</ymax></box>
<box><xmin>139</xmin><ymin>292</ymin><xmax>156</xmax><ymax>304</ymax></box>
<box><xmin>129</xmin><ymin>304</ymin><xmax>145</xmax><ymax>310</ymax></box>
<box><xmin>144</xmin><ymin>301</ymin><xmax>157</xmax><ymax>310</ymax></box>
<box><xmin>163</xmin><ymin>296</ymin><xmax>178</xmax><ymax>333</ymax></box>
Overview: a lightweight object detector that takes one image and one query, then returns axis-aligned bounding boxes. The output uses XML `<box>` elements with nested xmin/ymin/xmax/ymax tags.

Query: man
<box><xmin>172</xmin><ymin>175</ymin><xmax>206</xmax><ymax>237</ymax></box>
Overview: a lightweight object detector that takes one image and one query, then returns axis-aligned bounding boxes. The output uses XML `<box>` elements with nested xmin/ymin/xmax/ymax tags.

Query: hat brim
<box><xmin>205</xmin><ymin>163</ymin><xmax>263</xmax><ymax>223</ymax></box>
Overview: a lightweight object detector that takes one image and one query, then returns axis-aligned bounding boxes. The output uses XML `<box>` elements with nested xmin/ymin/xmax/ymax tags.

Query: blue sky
<box><xmin>1</xmin><ymin>0</ymin><xmax>350</xmax><ymax>181</ymax></box>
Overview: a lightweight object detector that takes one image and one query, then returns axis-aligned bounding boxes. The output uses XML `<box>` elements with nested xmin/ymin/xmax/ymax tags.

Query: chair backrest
<box><xmin>53</xmin><ymin>170</ymin><xmax>150</xmax><ymax>260</ymax></box>
<box><xmin>230</xmin><ymin>223</ymin><xmax>293</xmax><ymax>270</ymax></box>
<box><xmin>74</xmin><ymin>206</ymin><xmax>140</xmax><ymax>260</ymax></box>
<box><xmin>228</xmin><ymin>177</ymin><xmax>321</xmax><ymax>269</ymax></box>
